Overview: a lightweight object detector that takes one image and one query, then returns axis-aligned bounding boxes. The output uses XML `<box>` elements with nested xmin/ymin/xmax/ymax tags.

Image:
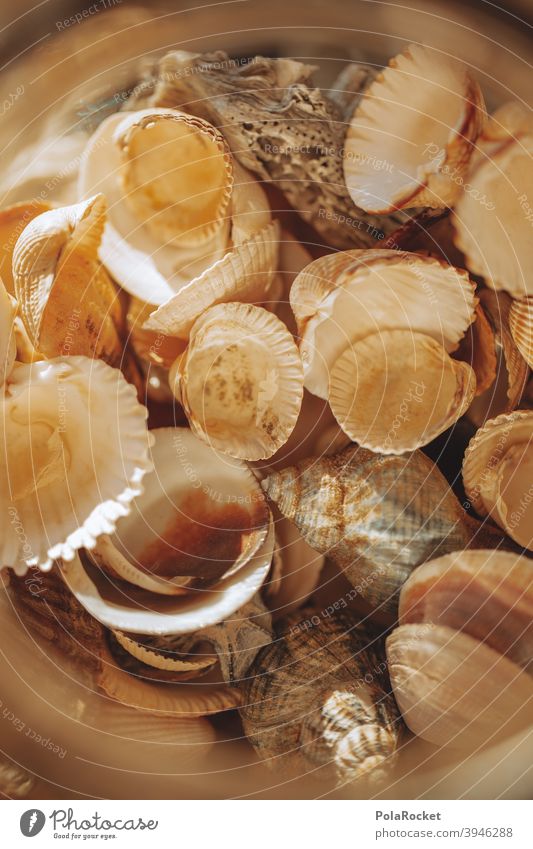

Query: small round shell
<box><xmin>0</xmin><ymin>357</ymin><xmax>153</xmax><ymax>573</ymax></box>
<box><xmin>344</xmin><ymin>43</ymin><xmax>486</xmax><ymax>212</ymax></box>
<box><xmin>462</xmin><ymin>410</ymin><xmax>533</xmax><ymax>550</ymax></box>
<box><xmin>172</xmin><ymin>302</ymin><xmax>304</xmax><ymax>461</ymax></box>
<box><xmin>509</xmin><ymin>296</ymin><xmax>533</xmax><ymax>368</ymax></box>
<box><xmin>329</xmin><ymin>329</ymin><xmax>476</xmax><ymax>454</ymax></box>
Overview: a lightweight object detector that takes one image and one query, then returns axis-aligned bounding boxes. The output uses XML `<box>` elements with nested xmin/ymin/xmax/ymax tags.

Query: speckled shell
<box><xmin>240</xmin><ymin>610</ymin><xmax>401</xmax><ymax>783</ymax></box>
<box><xmin>263</xmin><ymin>445</ymin><xmax>504</xmax><ymax>618</ymax></box>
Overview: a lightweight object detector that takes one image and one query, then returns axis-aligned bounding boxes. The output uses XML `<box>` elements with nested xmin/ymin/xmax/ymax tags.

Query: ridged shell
<box><xmin>344</xmin><ymin>43</ymin><xmax>486</xmax><ymax>212</ymax></box>
<box><xmin>329</xmin><ymin>329</ymin><xmax>476</xmax><ymax>453</ymax></box>
<box><xmin>0</xmin><ymin>200</ymin><xmax>50</xmax><ymax>295</ymax></box>
<box><xmin>240</xmin><ymin>611</ymin><xmax>401</xmax><ymax>782</ymax></box>
<box><xmin>172</xmin><ymin>302</ymin><xmax>304</xmax><ymax>461</ymax></box>
<box><xmin>290</xmin><ymin>249</ymin><xmax>476</xmax><ymax>400</ymax></box>
<box><xmin>462</xmin><ymin>410</ymin><xmax>533</xmax><ymax>550</ymax></box>
<box><xmin>509</xmin><ymin>296</ymin><xmax>533</xmax><ymax>368</ymax></box>
<box><xmin>0</xmin><ymin>278</ymin><xmax>16</xmax><ymax>386</ymax></box>
<box><xmin>263</xmin><ymin>445</ymin><xmax>503</xmax><ymax>618</ymax></box>
<box><xmin>112</xmin><ymin>630</ymin><xmax>218</xmax><ymax>676</ymax></box>
<box><xmin>12</xmin><ymin>195</ymin><xmax>125</xmax><ymax>365</ymax></box>
<box><xmin>453</xmin><ymin>301</ymin><xmax>498</xmax><ymax>397</ymax></box>
<box><xmin>0</xmin><ymin>357</ymin><xmax>152</xmax><ymax>573</ymax></box>
<box><xmin>387</xmin><ymin>624</ymin><xmax>533</xmax><ymax>747</ymax></box>
<box><xmin>265</xmin><ymin>511</ymin><xmax>325</xmax><ymax>618</ymax></box>
<box><xmin>399</xmin><ymin>549</ymin><xmax>533</xmax><ymax>672</ymax></box>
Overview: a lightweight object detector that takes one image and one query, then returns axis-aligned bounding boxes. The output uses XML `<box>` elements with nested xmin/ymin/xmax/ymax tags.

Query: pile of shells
<box><xmin>1</xmin><ymin>40</ymin><xmax>532</xmax><ymax>791</ymax></box>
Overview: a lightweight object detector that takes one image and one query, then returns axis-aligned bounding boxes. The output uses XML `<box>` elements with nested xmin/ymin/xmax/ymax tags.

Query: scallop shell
<box><xmin>112</xmin><ymin>630</ymin><xmax>218</xmax><ymax>676</ymax></box>
<box><xmin>0</xmin><ymin>278</ymin><xmax>16</xmax><ymax>386</ymax></box>
<box><xmin>329</xmin><ymin>329</ymin><xmax>476</xmax><ymax>454</ymax></box>
<box><xmin>398</xmin><ymin>549</ymin><xmax>533</xmax><ymax>672</ymax></box>
<box><xmin>343</xmin><ymin>43</ymin><xmax>486</xmax><ymax>213</ymax></box>
<box><xmin>0</xmin><ymin>356</ymin><xmax>152</xmax><ymax>573</ymax></box>
<box><xmin>453</xmin><ymin>301</ymin><xmax>498</xmax><ymax>397</ymax></box>
<box><xmin>263</xmin><ymin>445</ymin><xmax>499</xmax><ymax>618</ymax></box>
<box><xmin>0</xmin><ymin>200</ymin><xmax>50</xmax><ymax>295</ymax></box>
<box><xmin>240</xmin><ymin>611</ymin><xmax>401</xmax><ymax>782</ymax></box>
<box><xmin>79</xmin><ymin>110</ymin><xmax>277</xmax><ymax>311</ymax></box>
<box><xmin>386</xmin><ymin>624</ymin><xmax>533</xmax><ymax>748</ymax></box>
<box><xmin>171</xmin><ymin>302</ymin><xmax>304</xmax><ymax>461</ymax></box>
<box><xmin>12</xmin><ymin>195</ymin><xmax>126</xmax><ymax>365</ymax></box>
<box><xmin>88</xmin><ymin>426</ymin><xmax>269</xmax><ymax>596</ymax></box>
<box><xmin>509</xmin><ymin>296</ymin><xmax>533</xmax><ymax>369</ymax></box>
<box><xmin>462</xmin><ymin>410</ymin><xmax>533</xmax><ymax>550</ymax></box>
<box><xmin>290</xmin><ymin>249</ymin><xmax>477</xmax><ymax>400</ymax></box>
<box><xmin>453</xmin><ymin>121</ymin><xmax>533</xmax><ymax>297</ymax></box>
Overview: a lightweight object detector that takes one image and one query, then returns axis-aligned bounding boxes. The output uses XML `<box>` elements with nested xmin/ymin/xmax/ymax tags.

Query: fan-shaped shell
<box><xmin>0</xmin><ymin>200</ymin><xmax>50</xmax><ymax>295</ymax></box>
<box><xmin>344</xmin><ymin>43</ymin><xmax>486</xmax><ymax>212</ymax></box>
<box><xmin>240</xmin><ymin>611</ymin><xmax>401</xmax><ymax>782</ymax></box>
<box><xmin>171</xmin><ymin>302</ymin><xmax>304</xmax><ymax>461</ymax></box>
<box><xmin>0</xmin><ymin>278</ymin><xmax>16</xmax><ymax>386</ymax></box>
<box><xmin>509</xmin><ymin>296</ymin><xmax>533</xmax><ymax>369</ymax></box>
<box><xmin>398</xmin><ymin>549</ymin><xmax>533</xmax><ymax>672</ymax></box>
<box><xmin>0</xmin><ymin>356</ymin><xmax>152</xmax><ymax>573</ymax></box>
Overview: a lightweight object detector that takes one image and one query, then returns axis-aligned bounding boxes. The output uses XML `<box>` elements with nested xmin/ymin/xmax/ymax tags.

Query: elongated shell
<box><xmin>329</xmin><ymin>329</ymin><xmax>476</xmax><ymax>453</ymax></box>
<box><xmin>344</xmin><ymin>43</ymin><xmax>486</xmax><ymax>212</ymax></box>
<box><xmin>290</xmin><ymin>249</ymin><xmax>476</xmax><ymax>400</ymax></box>
<box><xmin>453</xmin><ymin>111</ymin><xmax>533</xmax><ymax>297</ymax></box>
<box><xmin>509</xmin><ymin>296</ymin><xmax>533</xmax><ymax>368</ymax></box>
<box><xmin>0</xmin><ymin>356</ymin><xmax>152</xmax><ymax>572</ymax></box>
<box><xmin>387</xmin><ymin>624</ymin><xmax>533</xmax><ymax>747</ymax></box>
<box><xmin>240</xmin><ymin>611</ymin><xmax>401</xmax><ymax>783</ymax></box>
<box><xmin>171</xmin><ymin>303</ymin><xmax>303</xmax><ymax>461</ymax></box>
<box><xmin>263</xmin><ymin>445</ymin><xmax>500</xmax><ymax>618</ymax></box>
<box><xmin>0</xmin><ymin>278</ymin><xmax>16</xmax><ymax>385</ymax></box>
<box><xmin>462</xmin><ymin>410</ymin><xmax>533</xmax><ymax>550</ymax></box>
<box><xmin>87</xmin><ymin>426</ymin><xmax>269</xmax><ymax>597</ymax></box>
<box><xmin>399</xmin><ymin>549</ymin><xmax>533</xmax><ymax>672</ymax></box>
<box><xmin>12</xmin><ymin>195</ymin><xmax>125</xmax><ymax>365</ymax></box>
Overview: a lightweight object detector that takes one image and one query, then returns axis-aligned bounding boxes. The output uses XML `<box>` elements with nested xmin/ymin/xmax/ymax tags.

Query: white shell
<box><xmin>0</xmin><ymin>357</ymin><xmax>152</xmax><ymax>573</ymax></box>
<box><xmin>0</xmin><ymin>278</ymin><xmax>16</xmax><ymax>385</ymax></box>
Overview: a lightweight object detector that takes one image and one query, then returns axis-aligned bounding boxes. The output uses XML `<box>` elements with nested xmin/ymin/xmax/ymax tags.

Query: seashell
<box><xmin>0</xmin><ymin>200</ymin><xmax>50</xmax><ymax>295</ymax></box>
<box><xmin>171</xmin><ymin>303</ymin><xmax>304</xmax><ymax>461</ymax></box>
<box><xmin>262</xmin><ymin>445</ymin><xmax>500</xmax><ymax>618</ymax></box>
<box><xmin>87</xmin><ymin>426</ymin><xmax>269</xmax><ymax>597</ymax></box>
<box><xmin>386</xmin><ymin>624</ymin><xmax>533</xmax><ymax>748</ymax></box>
<box><xmin>329</xmin><ymin>329</ymin><xmax>476</xmax><ymax>454</ymax></box>
<box><xmin>462</xmin><ymin>410</ymin><xmax>533</xmax><ymax>550</ymax></box>
<box><xmin>111</xmin><ymin>630</ymin><xmax>218</xmax><ymax>677</ymax></box>
<box><xmin>12</xmin><ymin>195</ymin><xmax>125</xmax><ymax>365</ymax></box>
<box><xmin>398</xmin><ymin>549</ymin><xmax>533</xmax><ymax>672</ymax></box>
<box><xmin>453</xmin><ymin>301</ymin><xmax>497</xmax><ymax>397</ymax></box>
<box><xmin>265</xmin><ymin>511</ymin><xmax>325</xmax><ymax>617</ymax></box>
<box><xmin>125</xmin><ymin>295</ymin><xmax>189</xmax><ymax>370</ymax></box>
<box><xmin>79</xmin><ymin>109</ymin><xmax>277</xmax><ymax>312</ymax></box>
<box><xmin>142</xmin><ymin>50</ymin><xmax>404</xmax><ymax>250</ymax></box>
<box><xmin>453</xmin><ymin>112</ymin><xmax>533</xmax><ymax>298</ymax></box>
<box><xmin>0</xmin><ymin>278</ymin><xmax>16</xmax><ymax>385</ymax></box>
<box><xmin>466</xmin><ymin>289</ymin><xmax>529</xmax><ymax>427</ymax></box>
<box><xmin>343</xmin><ymin>43</ymin><xmax>486</xmax><ymax>213</ymax></box>
<box><xmin>478</xmin><ymin>101</ymin><xmax>533</xmax><ymax>147</ymax></box>
<box><xmin>240</xmin><ymin>611</ymin><xmax>401</xmax><ymax>782</ymax></box>
<box><xmin>0</xmin><ymin>356</ymin><xmax>152</xmax><ymax>573</ymax></box>
<box><xmin>0</xmin><ymin>758</ymin><xmax>35</xmax><ymax>798</ymax></box>
<box><xmin>509</xmin><ymin>296</ymin><xmax>533</xmax><ymax>369</ymax></box>
<box><xmin>290</xmin><ymin>249</ymin><xmax>476</xmax><ymax>400</ymax></box>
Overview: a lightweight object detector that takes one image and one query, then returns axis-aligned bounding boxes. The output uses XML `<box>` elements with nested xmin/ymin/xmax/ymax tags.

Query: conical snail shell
<box><xmin>240</xmin><ymin>611</ymin><xmax>401</xmax><ymax>782</ymax></box>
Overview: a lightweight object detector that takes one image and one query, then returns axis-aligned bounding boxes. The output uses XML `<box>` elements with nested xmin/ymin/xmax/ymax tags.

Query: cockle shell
<box><xmin>343</xmin><ymin>43</ymin><xmax>486</xmax><ymax>212</ymax></box>
<box><xmin>453</xmin><ymin>104</ymin><xmax>533</xmax><ymax>298</ymax></box>
<box><xmin>386</xmin><ymin>624</ymin><xmax>533</xmax><ymax>748</ymax></box>
<box><xmin>86</xmin><ymin>426</ymin><xmax>269</xmax><ymax>597</ymax></box>
<box><xmin>262</xmin><ymin>445</ymin><xmax>503</xmax><ymax>618</ymax></box>
<box><xmin>0</xmin><ymin>278</ymin><xmax>16</xmax><ymax>385</ymax></box>
<box><xmin>12</xmin><ymin>195</ymin><xmax>125</xmax><ymax>365</ymax></box>
<box><xmin>329</xmin><ymin>328</ymin><xmax>476</xmax><ymax>454</ymax></box>
<box><xmin>509</xmin><ymin>296</ymin><xmax>533</xmax><ymax>369</ymax></box>
<box><xmin>240</xmin><ymin>611</ymin><xmax>401</xmax><ymax>782</ymax></box>
<box><xmin>170</xmin><ymin>302</ymin><xmax>304</xmax><ymax>461</ymax></box>
<box><xmin>290</xmin><ymin>248</ymin><xmax>477</xmax><ymax>401</ymax></box>
<box><xmin>0</xmin><ymin>201</ymin><xmax>50</xmax><ymax>295</ymax></box>
<box><xmin>112</xmin><ymin>630</ymin><xmax>218</xmax><ymax>679</ymax></box>
<box><xmin>139</xmin><ymin>50</ymin><xmax>404</xmax><ymax>250</ymax></box>
<box><xmin>462</xmin><ymin>410</ymin><xmax>533</xmax><ymax>550</ymax></box>
<box><xmin>0</xmin><ymin>356</ymin><xmax>152</xmax><ymax>573</ymax></box>
<box><xmin>398</xmin><ymin>549</ymin><xmax>533</xmax><ymax>672</ymax></box>
<box><xmin>79</xmin><ymin>108</ymin><xmax>278</xmax><ymax>317</ymax></box>
<box><xmin>453</xmin><ymin>301</ymin><xmax>498</xmax><ymax>397</ymax></box>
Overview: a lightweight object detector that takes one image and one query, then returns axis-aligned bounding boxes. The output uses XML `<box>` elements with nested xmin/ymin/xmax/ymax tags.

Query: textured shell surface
<box><xmin>0</xmin><ymin>278</ymin><xmax>16</xmax><ymax>386</ymax></box>
<box><xmin>0</xmin><ymin>357</ymin><xmax>152</xmax><ymax>573</ymax></box>
<box><xmin>343</xmin><ymin>43</ymin><xmax>486</xmax><ymax>212</ymax></box>
<box><xmin>263</xmin><ymin>445</ymin><xmax>499</xmax><ymax>618</ymax></box>
<box><xmin>399</xmin><ymin>549</ymin><xmax>533</xmax><ymax>672</ymax></box>
<box><xmin>387</xmin><ymin>624</ymin><xmax>533</xmax><ymax>748</ymax></box>
<box><xmin>509</xmin><ymin>296</ymin><xmax>533</xmax><ymax>369</ymax></box>
<box><xmin>240</xmin><ymin>610</ymin><xmax>401</xmax><ymax>783</ymax></box>
<box><xmin>0</xmin><ymin>201</ymin><xmax>51</xmax><ymax>296</ymax></box>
